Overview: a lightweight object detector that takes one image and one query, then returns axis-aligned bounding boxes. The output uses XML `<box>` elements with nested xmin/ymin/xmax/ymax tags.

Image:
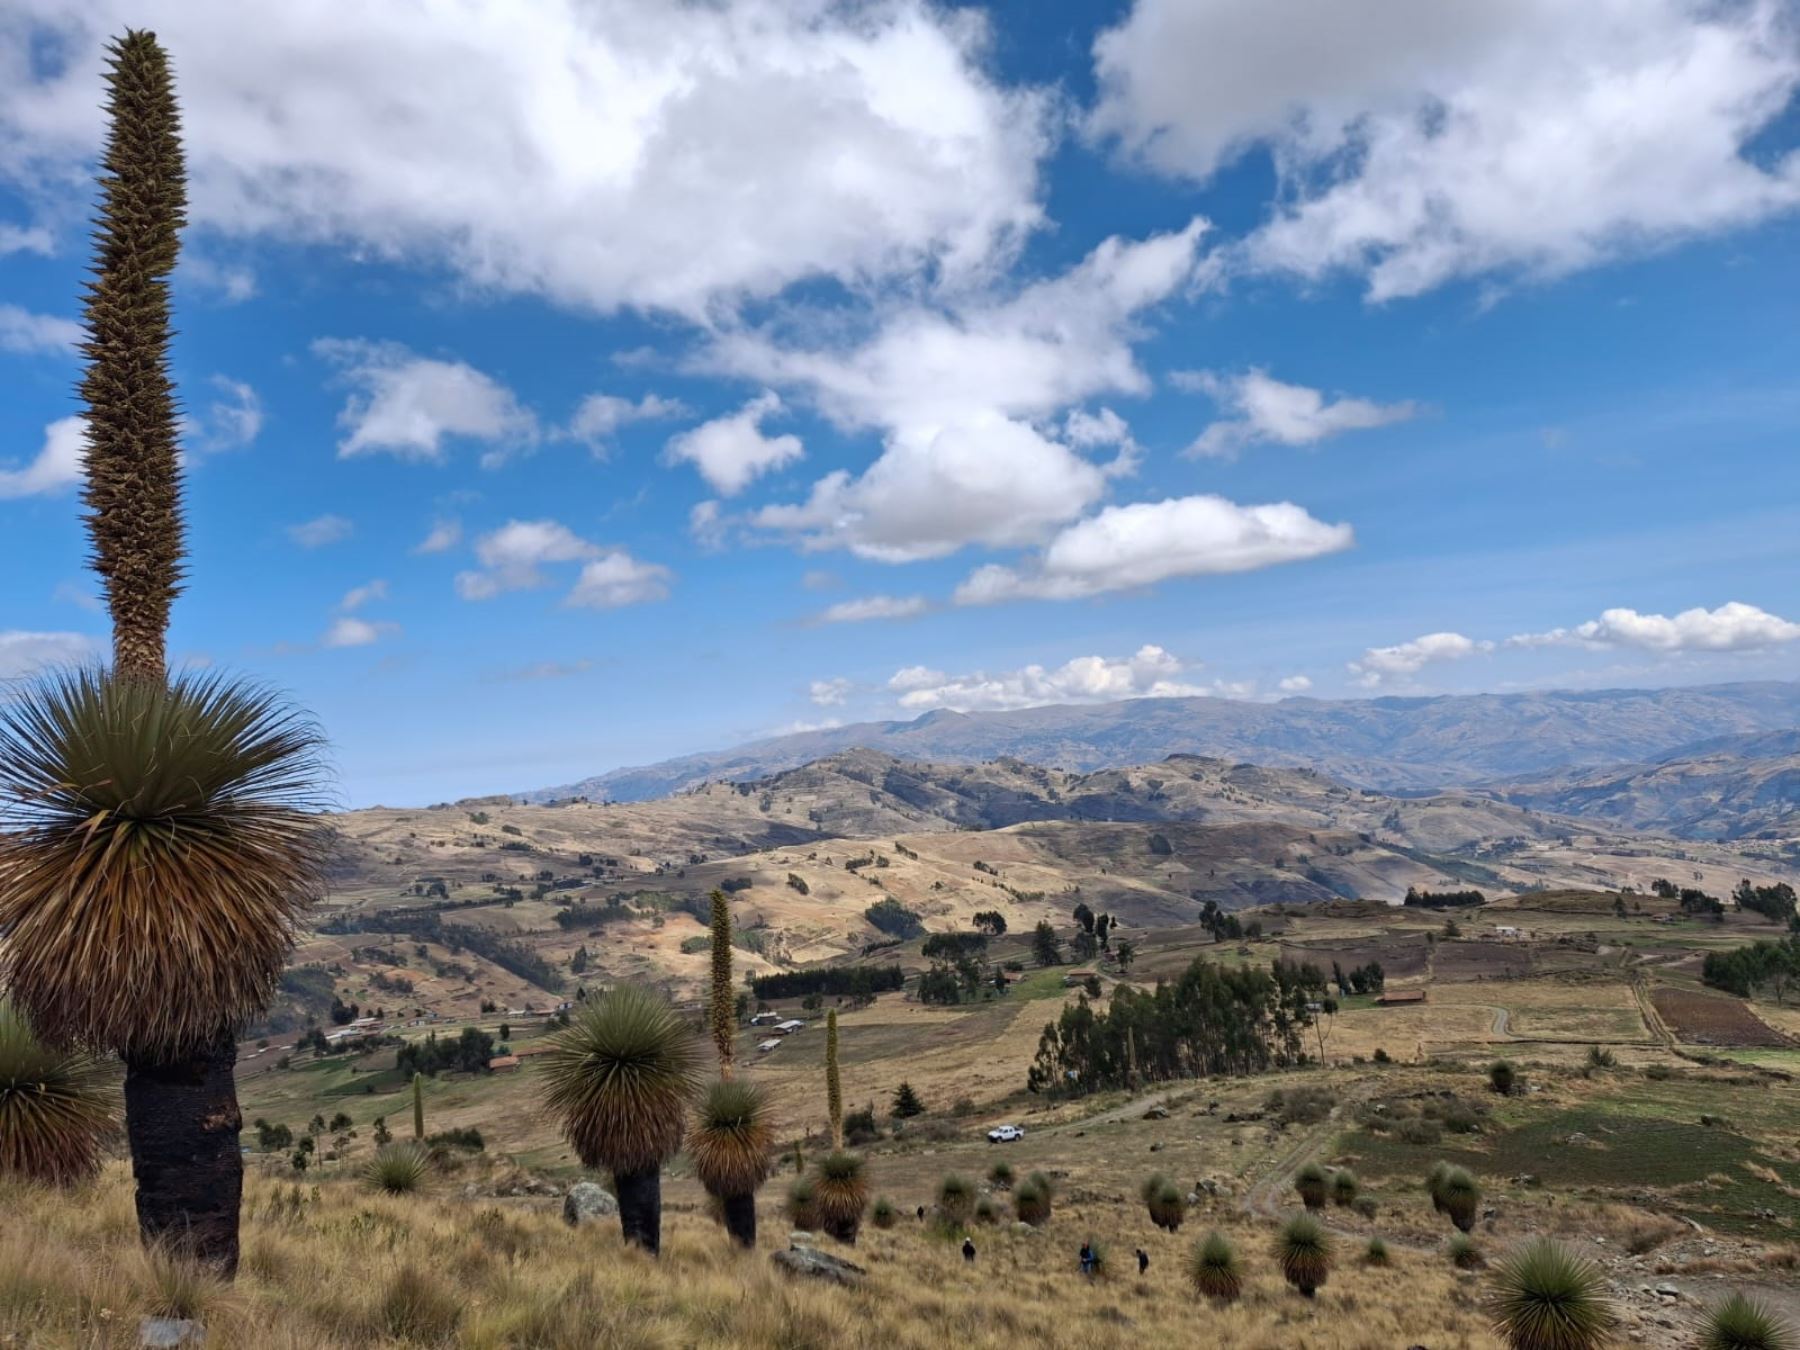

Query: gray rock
<box><xmin>788</xmin><ymin>1230</ymin><xmax>818</xmax><ymax>1247</ymax></box>
<box><xmin>140</xmin><ymin>1319</ymin><xmax>204</xmax><ymax>1348</ymax></box>
<box><xmin>563</xmin><ymin>1181</ymin><xmax>618</xmax><ymax>1226</ymax></box>
<box><xmin>1144</xmin><ymin>1105</ymin><xmax>1170</xmax><ymax>1120</ymax></box>
<box><xmin>773</xmin><ymin>1244</ymin><xmax>867</xmax><ymax>1287</ymax></box>
<box><xmin>1011</xmin><ymin>1222</ymin><xmax>1037</xmax><ymax>1237</ymax></box>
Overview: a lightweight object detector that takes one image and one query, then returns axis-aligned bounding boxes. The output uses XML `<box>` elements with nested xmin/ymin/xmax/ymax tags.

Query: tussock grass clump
<box><xmin>1448</xmin><ymin>1233</ymin><xmax>1483</xmax><ymax>1270</ymax></box>
<box><xmin>937</xmin><ymin>1172</ymin><xmax>976</xmax><ymax>1225</ymax></box>
<box><xmin>1294</xmin><ymin>1162</ymin><xmax>1328</xmax><ymax>1211</ymax></box>
<box><xmin>1489</xmin><ymin>1238</ymin><xmax>1615</xmax><ymax>1350</ymax></box>
<box><xmin>363</xmin><ymin>1144</ymin><xmax>429</xmax><ymax>1196</ymax></box>
<box><xmin>1364</xmin><ymin>1236</ymin><xmax>1391</xmax><ymax>1267</ymax></box>
<box><xmin>1331</xmin><ymin>1167</ymin><xmax>1359</xmax><ymax>1208</ymax></box>
<box><xmin>138</xmin><ymin>1246</ymin><xmax>232</xmax><ymax>1322</ymax></box>
<box><xmin>377</xmin><ymin>1263</ymin><xmax>462</xmax><ymax>1344</ymax></box>
<box><xmin>1700</xmin><ymin>1291</ymin><xmax>1797</xmax><ymax>1350</ymax></box>
<box><xmin>1188</xmin><ymin>1230</ymin><xmax>1242</xmax><ymax>1304</ymax></box>
<box><xmin>0</xmin><ymin>1000</ymin><xmax>115</xmax><ymax>1186</ymax></box>
<box><xmin>988</xmin><ymin>1161</ymin><xmax>1014</xmax><ymax>1190</ymax></box>
<box><xmin>1275</xmin><ymin>1213</ymin><xmax>1332</xmax><ymax>1298</ymax></box>
<box><xmin>870</xmin><ymin>1197</ymin><xmax>897</xmax><ymax>1230</ymax></box>
<box><xmin>974</xmin><ymin>1196</ymin><xmax>998</xmax><ymax>1225</ymax></box>
<box><xmin>1489</xmin><ymin>1060</ymin><xmax>1517</xmax><ymax>1096</ymax></box>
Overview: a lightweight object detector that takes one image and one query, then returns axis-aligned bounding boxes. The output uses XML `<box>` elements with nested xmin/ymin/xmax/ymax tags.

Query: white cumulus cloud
<box><xmin>196</xmin><ymin>375</ymin><xmax>263</xmax><ymax>451</ymax></box>
<box><xmin>663</xmin><ymin>391</ymin><xmax>803</xmax><ymax>496</ymax></box>
<box><xmin>815</xmin><ymin>595</ymin><xmax>929</xmax><ymax>624</ymax></box>
<box><xmin>287</xmin><ymin>514</ymin><xmax>353</xmax><ymax>549</ymax></box>
<box><xmin>0</xmin><ymin>303</ymin><xmax>79</xmax><ymax>354</ymax></box>
<box><xmin>955</xmin><ymin>494</ymin><xmax>1352</xmax><ymax>604</ymax></box>
<box><xmin>1349</xmin><ymin>631</ymin><xmax>1493</xmax><ymax>687</ymax></box>
<box><xmin>315</xmin><ymin>338</ymin><xmax>537</xmax><ymax>465</ymax></box>
<box><xmin>1089</xmin><ymin>0</ymin><xmax>1800</xmax><ymax>300</ymax></box>
<box><xmin>888</xmin><ymin>644</ymin><xmax>1219</xmax><ymax>712</ymax></box>
<box><xmin>322</xmin><ymin>615</ymin><xmax>396</xmax><ymax>649</ymax></box>
<box><xmin>0</xmin><ymin>416</ymin><xmax>83</xmax><ymax>499</ymax></box>
<box><xmin>565</xmin><ymin>392</ymin><xmax>688</xmax><ymax>454</ymax></box>
<box><xmin>1180</xmin><ymin>368</ymin><xmax>1417</xmax><ymax>459</ymax></box>
<box><xmin>1278</xmin><ymin>675</ymin><xmax>1313</xmax><ymax>693</ymax></box>
<box><xmin>0</xmin><ymin>0</ymin><xmax>1050</xmax><ymax>318</ymax></box>
<box><xmin>1508</xmin><ymin>602</ymin><xmax>1800</xmax><ymax>653</ymax></box>
<box><xmin>0</xmin><ymin>630</ymin><xmax>98</xmax><ymax>678</ymax></box>
<box><xmin>414</xmin><ymin>518</ymin><xmax>463</xmax><ymax>555</ymax></box>
<box><xmin>567</xmin><ymin>552</ymin><xmax>673</xmax><ymax>609</ymax></box>
<box><xmin>717</xmin><ymin>220</ymin><xmax>1211</xmax><ymax>561</ymax></box>
<box><xmin>810</xmin><ymin>677</ymin><xmax>852</xmax><ymax>707</ymax></box>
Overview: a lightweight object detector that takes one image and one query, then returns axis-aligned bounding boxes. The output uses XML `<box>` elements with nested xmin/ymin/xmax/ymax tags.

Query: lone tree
<box><xmin>891</xmin><ymin>1081</ymin><xmax>925</xmax><ymax>1119</ymax></box>
<box><xmin>0</xmin><ymin>31</ymin><xmax>331</xmax><ymax>1277</ymax></box>
<box><xmin>541</xmin><ymin>985</ymin><xmax>703</xmax><ymax>1254</ymax></box>
<box><xmin>1033</xmin><ymin>921</ymin><xmax>1063</xmax><ymax>967</ymax></box>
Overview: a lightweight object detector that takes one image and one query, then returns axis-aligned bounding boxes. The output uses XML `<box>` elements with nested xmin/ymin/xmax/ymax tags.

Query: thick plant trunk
<box><xmin>123</xmin><ymin>1031</ymin><xmax>243</xmax><ymax>1277</ymax></box>
<box><xmin>722</xmin><ymin>1191</ymin><xmax>757</xmax><ymax>1248</ymax></box>
<box><xmin>615</xmin><ymin>1167</ymin><xmax>662</xmax><ymax>1254</ymax></box>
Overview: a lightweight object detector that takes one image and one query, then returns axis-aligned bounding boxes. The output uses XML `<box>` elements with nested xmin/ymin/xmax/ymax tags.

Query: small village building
<box><xmin>488</xmin><ymin>1055</ymin><xmax>521</xmax><ymax>1073</ymax></box>
<box><xmin>774</xmin><ymin>1019</ymin><xmax>806</xmax><ymax>1035</ymax></box>
<box><xmin>756</xmin><ymin>1038</ymin><xmax>783</xmax><ymax>1054</ymax></box>
<box><xmin>1063</xmin><ymin>970</ymin><xmax>1100</xmax><ymax>987</ymax></box>
<box><xmin>1375</xmin><ymin>989</ymin><xmax>1428</xmax><ymax>1006</ymax></box>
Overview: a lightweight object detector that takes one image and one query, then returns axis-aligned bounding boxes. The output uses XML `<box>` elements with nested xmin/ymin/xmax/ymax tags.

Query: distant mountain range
<box><xmin>1489</xmin><ymin>728</ymin><xmax>1800</xmax><ymax>841</ymax></box>
<box><xmin>520</xmin><ymin>680</ymin><xmax>1800</xmax><ymax>810</ymax></box>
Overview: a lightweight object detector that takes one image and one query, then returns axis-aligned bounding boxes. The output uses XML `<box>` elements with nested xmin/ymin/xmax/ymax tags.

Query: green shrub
<box><xmin>1189</xmin><ymin>1231</ymin><xmax>1242</xmax><ymax>1303</ymax></box>
<box><xmin>1364</xmin><ymin>1236</ymin><xmax>1390</xmax><ymax>1267</ymax></box>
<box><xmin>1439</xmin><ymin>1166</ymin><xmax>1482</xmax><ymax>1233</ymax></box>
<box><xmin>1331</xmin><ymin>1168</ymin><xmax>1359</xmax><ymax>1207</ymax></box>
<box><xmin>1141</xmin><ymin>1174</ymin><xmax>1185</xmax><ymax>1232</ymax></box>
<box><xmin>988</xmin><ymin>1161</ymin><xmax>1014</xmax><ymax>1189</ymax></box>
<box><xmin>1397</xmin><ymin>1118</ymin><xmax>1442</xmax><ymax>1146</ymax></box>
<box><xmin>1014</xmin><ymin>1173</ymin><xmax>1053</xmax><ymax>1226</ymax></box>
<box><xmin>1585</xmin><ymin>1046</ymin><xmax>1617</xmax><ymax>1071</ymax></box>
<box><xmin>1699</xmin><ymin>1292</ymin><xmax>1798</xmax><ymax>1350</ymax></box>
<box><xmin>1489</xmin><ymin>1239</ymin><xmax>1614</xmax><ymax>1350</ymax></box>
<box><xmin>870</xmin><ymin>1196</ymin><xmax>897</xmax><ymax>1230</ymax></box>
<box><xmin>1275</xmin><ymin>1213</ymin><xmax>1332</xmax><ymax>1298</ymax></box>
<box><xmin>974</xmin><ymin>1196</ymin><xmax>998</xmax><ymax>1225</ymax></box>
<box><xmin>1449</xmin><ymin>1233</ymin><xmax>1484</xmax><ymax>1269</ymax></box>
<box><xmin>785</xmin><ymin>1176</ymin><xmax>819</xmax><ymax>1231</ymax></box>
<box><xmin>1489</xmin><ymin>1060</ymin><xmax>1517</xmax><ymax>1095</ymax></box>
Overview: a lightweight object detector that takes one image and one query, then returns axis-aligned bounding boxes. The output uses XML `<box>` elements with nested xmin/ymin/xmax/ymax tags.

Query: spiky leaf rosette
<box><xmin>688</xmin><ymin>1078</ymin><xmax>773</xmax><ymax>1200</ymax></box>
<box><xmin>708</xmin><ymin>890</ymin><xmax>734</xmax><ymax>1076</ymax></box>
<box><xmin>785</xmin><ymin>1175</ymin><xmax>819</xmax><ymax>1230</ymax></box>
<box><xmin>1275</xmin><ymin>1213</ymin><xmax>1332</xmax><ymax>1298</ymax></box>
<box><xmin>540</xmin><ymin>984</ymin><xmax>704</xmax><ymax>1176</ymax></box>
<box><xmin>871</xmin><ymin>1196</ymin><xmax>897</xmax><ymax>1229</ymax></box>
<box><xmin>1014</xmin><ymin>1178</ymin><xmax>1051</xmax><ymax>1226</ymax></box>
<box><xmin>1440</xmin><ymin>1166</ymin><xmax>1482</xmax><ymax>1232</ymax></box>
<box><xmin>363</xmin><ymin>1143</ymin><xmax>429</xmax><ymax>1196</ymax></box>
<box><xmin>1701</xmin><ymin>1291</ymin><xmax>1797</xmax><ymax>1350</ymax></box>
<box><xmin>1189</xmin><ymin>1230</ymin><xmax>1242</xmax><ymax>1304</ymax></box>
<box><xmin>1295</xmin><ymin>1161</ymin><xmax>1328</xmax><ymax>1210</ymax></box>
<box><xmin>812</xmin><ymin>1150</ymin><xmax>869</xmax><ymax>1238</ymax></box>
<box><xmin>0</xmin><ymin>1000</ymin><xmax>117</xmax><ymax>1185</ymax></box>
<box><xmin>937</xmin><ymin>1171</ymin><xmax>975</xmax><ymax>1223</ymax></box>
<box><xmin>1488</xmin><ymin>1239</ymin><xmax>1615</xmax><ymax>1350</ymax></box>
<box><xmin>80</xmin><ymin>31</ymin><xmax>189</xmax><ymax>681</ymax></box>
<box><xmin>1331</xmin><ymin>1167</ymin><xmax>1359</xmax><ymax>1207</ymax></box>
<box><xmin>0</xmin><ymin>670</ymin><xmax>330</xmax><ymax>1058</ymax></box>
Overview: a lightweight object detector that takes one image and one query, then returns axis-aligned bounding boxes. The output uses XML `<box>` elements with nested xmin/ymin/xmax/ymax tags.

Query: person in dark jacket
<box><xmin>962</xmin><ymin>1237</ymin><xmax>976</xmax><ymax>1263</ymax></box>
<box><xmin>1079</xmin><ymin>1242</ymin><xmax>1096</xmax><ymax>1276</ymax></box>
<box><xmin>1136</xmin><ymin>1248</ymin><xmax>1149</xmax><ymax>1275</ymax></box>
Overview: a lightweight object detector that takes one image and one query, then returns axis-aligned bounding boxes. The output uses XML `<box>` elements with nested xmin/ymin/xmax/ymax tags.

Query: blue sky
<box><xmin>3</xmin><ymin>0</ymin><xmax>1800</xmax><ymax>805</ymax></box>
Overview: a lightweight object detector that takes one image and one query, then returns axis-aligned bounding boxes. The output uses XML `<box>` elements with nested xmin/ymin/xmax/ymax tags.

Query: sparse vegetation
<box><xmin>1489</xmin><ymin>1238</ymin><xmax>1614</xmax><ymax>1350</ymax></box>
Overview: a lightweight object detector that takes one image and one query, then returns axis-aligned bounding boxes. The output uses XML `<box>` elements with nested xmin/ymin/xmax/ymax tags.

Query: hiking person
<box><xmin>962</xmin><ymin>1237</ymin><xmax>976</xmax><ymax>1264</ymax></box>
<box><xmin>1079</xmin><ymin>1241</ymin><xmax>1096</xmax><ymax>1276</ymax></box>
<box><xmin>1136</xmin><ymin>1248</ymin><xmax>1149</xmax><ymax>1275</ymax></box>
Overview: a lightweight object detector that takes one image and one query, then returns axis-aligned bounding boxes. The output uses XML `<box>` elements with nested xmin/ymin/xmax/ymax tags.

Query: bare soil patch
<box><xmin>1652</xmin><ymin>986</ymin><xmax>1790</xmax><ymax>1047</ymax></box>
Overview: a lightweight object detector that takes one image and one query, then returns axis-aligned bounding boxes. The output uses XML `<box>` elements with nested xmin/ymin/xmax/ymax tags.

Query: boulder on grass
<box><xmin>563</xmin><ymin>1181</ymin><xmax>618</xmax><ymax>1227</ymax></box>
<box><xmin>773</xmin><ymin>1243</ymin><xmax>867</xmax><ymax>1287</ymax></box>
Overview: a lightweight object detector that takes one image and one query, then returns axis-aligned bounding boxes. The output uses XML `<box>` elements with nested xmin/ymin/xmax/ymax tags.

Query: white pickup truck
<box><xmin>986</xmin><ymin>1124</ymin><xmax>1025</xmax><ymax>1143</ymax></box>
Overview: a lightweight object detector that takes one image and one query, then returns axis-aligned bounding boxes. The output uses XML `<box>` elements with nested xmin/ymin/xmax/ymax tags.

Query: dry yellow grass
<box><xmin>0</xmin><ymin>1166</ymin><xmax>1508</xmax><ymax>1349</ymax></box>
